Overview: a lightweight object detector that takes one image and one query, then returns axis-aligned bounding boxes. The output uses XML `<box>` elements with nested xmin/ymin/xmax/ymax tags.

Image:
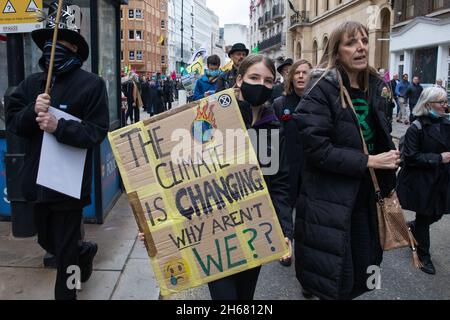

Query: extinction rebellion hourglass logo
<box><xmin>191</xmin><ymin>103</ymin><xmax>217</xmax><ymax>144</ymax></box>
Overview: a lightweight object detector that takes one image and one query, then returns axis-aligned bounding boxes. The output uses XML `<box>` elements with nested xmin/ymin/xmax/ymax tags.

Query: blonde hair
<box><xmin>413</xmin><ymin>87</ymin><xmax>447</xmax><ymax>117</ymax></box>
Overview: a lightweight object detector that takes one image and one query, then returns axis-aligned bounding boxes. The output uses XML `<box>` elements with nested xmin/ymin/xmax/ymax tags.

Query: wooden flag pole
<box><xmin>45</xmin><ymin>0</ymin><xmax>64</xmax><ymax>94</ymax></box>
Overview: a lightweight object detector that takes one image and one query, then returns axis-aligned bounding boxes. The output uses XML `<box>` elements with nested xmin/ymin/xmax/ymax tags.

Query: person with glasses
<box><xmin>397</xmin><ymin>87</ymin><xmax>450</xmax><ymax>275</ymax></box>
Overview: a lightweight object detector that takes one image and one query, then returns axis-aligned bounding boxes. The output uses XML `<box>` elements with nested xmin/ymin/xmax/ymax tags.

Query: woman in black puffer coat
<box><xmin>294</xmin><ymin>21</ymin><xmax>399</xmax><ymax>300</ymax></box>
<box><xmin>397</xmin><ymin>86</ymin><xmax>450</xmax><ymax>275</ymax></box>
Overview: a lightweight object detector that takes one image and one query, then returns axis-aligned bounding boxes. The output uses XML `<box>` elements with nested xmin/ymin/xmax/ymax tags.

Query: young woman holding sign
<box><xmin>140</xmin><ymin>54</ymin><xmax>293</xmax><ymax>300</ymax></box>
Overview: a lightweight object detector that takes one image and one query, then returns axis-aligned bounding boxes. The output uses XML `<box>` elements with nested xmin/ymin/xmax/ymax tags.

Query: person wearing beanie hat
<box><xmin>6</xmin><ymin>1</ymin><xmax>108</xmax><ymax>300</ymax></box>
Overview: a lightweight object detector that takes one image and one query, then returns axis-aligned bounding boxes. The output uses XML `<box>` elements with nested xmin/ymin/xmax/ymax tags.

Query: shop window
<box><xmin>137</xmin><ymin>51</ymin><xmax>143</xmax><ymax>60</ymax></box>
<box><xmin>129</xmin><ymin>51</ymin><xmax>135</xmax><ymax>60</ymax></box>
<box><xmin>136</xmin><ymin>30</ymin><xmax>142</xmax><ymax>40</ymax></box>
<box><xmin>129</xmin><ymin>30</ymin><xmax>135</xmax><ymax>40</ymax></box>
<box><xmin>129</xmin><ymin>9</ymin><xmax>134</xmax><ymax>18</ymax></box>
<box><xmin>412</xmin><ymin>47</ymin><xmax>437</xmax><ymax>84</ymax></box>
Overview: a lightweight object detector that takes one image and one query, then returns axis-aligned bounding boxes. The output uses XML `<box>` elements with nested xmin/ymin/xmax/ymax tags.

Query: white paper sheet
<box><xmin>36</xmin><ymin>107</ymin><xmax>87</xmax><ymax>199</ymax></box>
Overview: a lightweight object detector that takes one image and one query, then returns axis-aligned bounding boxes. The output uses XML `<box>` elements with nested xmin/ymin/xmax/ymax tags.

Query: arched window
<box><xmin>322</xmin><ymin>36</ymin><xmax>329</xmax><ymax>61</ymax></box>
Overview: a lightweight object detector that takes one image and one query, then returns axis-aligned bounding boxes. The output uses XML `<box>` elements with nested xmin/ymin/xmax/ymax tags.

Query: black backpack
<box><xmin>399</xmin><ymin>119</ymin><xmax>422</xmax><ymax>165</ymax></box>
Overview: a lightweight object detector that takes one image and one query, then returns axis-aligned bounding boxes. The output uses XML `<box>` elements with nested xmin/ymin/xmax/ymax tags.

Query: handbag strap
<box><xmin>342</xmin><ymin>87</ymin><xmax>382</xmax><ymax>198</ymax></box>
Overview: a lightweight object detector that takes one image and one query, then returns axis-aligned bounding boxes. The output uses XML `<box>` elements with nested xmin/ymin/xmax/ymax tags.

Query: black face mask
<box><xmin>39</xmin><ymin>40</ymin><xmax>82</xmax><ymax>74</ymax></box>
<box><xmin>240</xmin><ymin>81</ymin><xmax>273</xmax><ymax>106</ymax></box>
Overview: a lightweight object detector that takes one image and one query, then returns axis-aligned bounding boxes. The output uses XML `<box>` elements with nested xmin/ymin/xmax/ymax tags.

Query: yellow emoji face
<box><xmin>164</xmin><ymin>257</ymin><xmax>190</xmax><ymax>286</ymax></box>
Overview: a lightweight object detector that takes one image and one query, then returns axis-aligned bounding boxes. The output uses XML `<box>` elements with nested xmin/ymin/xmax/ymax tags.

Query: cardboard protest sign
<box><xmin>108</xmin><ymin>89</ymin><xmax>288</xmax><ymax>296</ymax></box>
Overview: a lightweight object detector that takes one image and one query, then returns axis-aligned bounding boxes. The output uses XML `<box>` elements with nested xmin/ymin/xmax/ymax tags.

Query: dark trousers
<box><xmin>121</xmin><ymin>110</ymin><xmax>127</xmax><ymax>127</ymax></box>
<box><xmin>165</xmin><ymin>101</ymin><xmax>172</xmax><ymax>111</ymax></box>
<box><xmin>133</xmin><ymin>106</ymin><xmax>140</xmax><ymax>122</ymax></box>
<box><xmin>207</xmin><ymin>266</ymin><xmax>261</xmax><ymax>300</ymax></box>
<box><xmin>414</xmin><ymin>214</ymin><xmax>443</xmax><ymax>261</ymax></box>
<box><xmin>125</xmin><ymin>104</ymin><xmax>134</xmax><ymax>123</ymax></box>
<box><xmin>34</xmin><ymin>203</ymin><xmax>82</xmax><ymax>300</ymax></box>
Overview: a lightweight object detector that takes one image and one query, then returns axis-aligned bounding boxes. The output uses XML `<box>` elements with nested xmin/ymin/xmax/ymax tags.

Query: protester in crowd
<box><xmin>193</xmin><ymin>54</ymin><xmax>221</xmax><ymax>101</ymax></box>
<box><xmin>396</xmin><ymin>73</ymin><xmax>410</xmax><ymax>124</ymax></box>
<box><xmin>146</xmin><ymin>79</ymin><xmax>165</xmax><ymax>116</ymax></box>
<box><xmin>390</xmin><ymin>73</ymin><xmax>400</xmax><ymax>118</ymax></box>
<box><xmin>216</xmin><ymin>43</ymin><xmax>249</xmax><ymax>92</ymax></box>
<box><xmin>397</xmin><ymin>87</ymin><xmax>450</xmax><ymax>275</ymax></box>
<box><xmin>139</xmin><ymin>54</ymin><xmax>293</xmax><ymax>300</ymax></box>
<box><xmin>435</xmin><ymin>79</ymin><xmax>445</xmax><ymax>91</ymax></box>
<box><xmin>270</xmin><ymin>58</ymin><xmax>293</xmax><ymax>103</ymax></box>
<box><xmin>405</xmin><ymin>76</ymin><xmax>424</xmax><ymax>123</ymax></box>
<box><xmin>294</xmin><ymin>21</ymin><xmax>399</xmax><ymax>300</ymax></box>
<box><xmin>272</xmin><ymin>59</ymin><xmax>312</xmax><ymax>269</ymax></box>
<box><xmin>122</xmin><ymin>73</ymin><xmax>143</xmax><ymax>124</ymax></box>
<box><xmin>163</xmin><ymin>78</ymin><xmax>174</xmax><ymax>110</ymax></box>
<box><xmin>174</xmin><ymin>79</ymin><xmax>180</xmax><ymax>100</ymax></box>
<box><xmin>6</xmin><ymin>1</ymin><xmax>108</xmax><ymax>300</ymax></box>
<box><xmin>140</xmin><ymin>76</ymin><xmax>151</xmax><ymax>114</ymax></box>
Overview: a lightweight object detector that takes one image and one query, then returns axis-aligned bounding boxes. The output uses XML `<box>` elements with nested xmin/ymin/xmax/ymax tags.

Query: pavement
<box><xmin>1</xmin><ymin>119</ymin><xmax>449</xmax><ymax>300</ymax></box>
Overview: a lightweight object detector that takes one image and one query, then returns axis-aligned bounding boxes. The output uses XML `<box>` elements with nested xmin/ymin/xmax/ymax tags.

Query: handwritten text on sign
<box><xmin>108</xmin><ymin>89</ymin><xmax>288</xmax><ymax>296</ymax></box>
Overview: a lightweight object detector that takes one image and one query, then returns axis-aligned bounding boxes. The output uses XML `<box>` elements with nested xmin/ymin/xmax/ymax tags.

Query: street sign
<box><xmin>0</xmin><ymin>0</ymin><xmax>43</xmax><ymax>33</ymax></box>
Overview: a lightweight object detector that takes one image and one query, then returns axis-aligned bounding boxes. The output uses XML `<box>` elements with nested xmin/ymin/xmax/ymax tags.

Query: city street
<box><xmin>1</xmin><ymin>121</ymin><xmax>449</xmax><ymax>300</ymax></box>
<box><xmin>1</xmin><ymin>0</ymin><xmax>449</xmax><ymax>302</ymax></box>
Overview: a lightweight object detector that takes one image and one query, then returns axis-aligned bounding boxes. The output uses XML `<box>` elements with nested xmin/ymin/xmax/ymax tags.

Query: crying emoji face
<box><xmin>164</xmin><ymin>258</ymin><xmax>189</xmax><ymax>287</ymax></box>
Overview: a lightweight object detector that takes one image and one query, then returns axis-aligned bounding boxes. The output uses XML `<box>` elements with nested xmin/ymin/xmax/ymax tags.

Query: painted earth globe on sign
<box><xmin>191</xmin><ymin>104</ymin><xmax>217</xmax><ymax>144</ymax></box>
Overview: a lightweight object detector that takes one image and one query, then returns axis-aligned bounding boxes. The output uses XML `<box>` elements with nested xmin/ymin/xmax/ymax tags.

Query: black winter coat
<box><xmin>405</xmin><ymin>83</ymin><xmax>424</xmax><ymax>106</ymax></box>
<box><xmin>294</xmin><ymin>68</ymin><xmax>396</xmax><ymax>300</ymax></box>
<box><xmin>397</xmin><ymin>116</ymin><xmax>450</xmax><ymax>216</ymax></box>
<box><xmin>164</xmin><ymin>82</ymin><xmax>174</xmax><ymax>102</ymax></box>
<box><xmin>269</xmin><ymin>83</ymin><xmax>284</xmax><ymax>103</ymax></box>
<box><xmin>272</xmin><ymin>93</ymin><xmax>303</xmax><ymax>208</ymax></box>
<box><xmin>238</xmin><ymin>100</ymin><xmax>293</xmax><ymax>240</ymax></box>
<box><xmin>146</xmin><ymin>85</ymin><xmax>165</xmax><ymax>115</ymax></box>
<box><xmin>6</xmin><ymin>68</ymin><xmax>109</xmax><ymax>206</ymax></box>
<box><xmin>216</xmin><ymin>67</ymin><xmax>238</xmax><ymax>93</ymax></box>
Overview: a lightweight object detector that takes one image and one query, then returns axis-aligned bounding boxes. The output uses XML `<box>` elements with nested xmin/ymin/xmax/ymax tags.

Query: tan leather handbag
<box><xmin>343</xmin><ymin>87</ymin><xmax>421</xmax><ymax>268</ymax></box>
